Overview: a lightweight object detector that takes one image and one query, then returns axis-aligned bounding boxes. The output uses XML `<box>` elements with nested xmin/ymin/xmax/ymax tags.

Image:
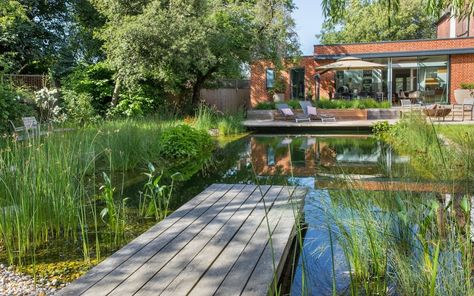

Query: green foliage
<box><xmin>0</xmin><ymin>82</ymin><xmax>35</xmax><ymax>133</ymax></box>
<box><xmin>62</xmin><ymin>90</ymin><xmax>99</xmax><ymax>124</ymax></box>
<box><xmin>0</xmin><ymin>0</ymin><xmax>104</xmax><ymax>75</ymax></box>
<box><xmin>268</xmin><ymin>76</ymin><xmax>287</xmax><ymax>95</ymax></box>
<box><xmin>139</xmin><ymin>163</ymin><xmax>180</xmax><ymax>220</ymax></box>
<box><xmin>159</xmin><ymin>124</ymin><xmax>214</xmax><ymax>180</ymax></box>
<box><xmin>287</xmin><ymin>99</ymin><xmax>301</xmax><ymax>109</ymax></box>
<box><xmin>372</xmin><ymin>121</ymin><xmax>392</xmax><ymax>141</ymax></box>
<box><xmin>217</xmin><ymin>112</ymin><xmax>245</xmax><ymax>136</ymax></box>
<box><xmin>193</xmin><ymin>104</ymin><xmax>245</xmax><ymax>136</ymax></box>
<box><xmin>315</xmin><ymin>99</ymin><xmax>391</xmax><ymax>109</ymax></box>
<box><xmin>93</xmin><ymin>0</ymin><xmax>299</xmax><ymax>105</ymax></box>
<box><xmin>62</xmin><ymin>62</ymin><xmax>115</xmax><ymax>116</ymax></box>
<box><xmin>460</xmin><ymin>83</ymin><xmax>474</xmax><ymax>89</ymax></box>
<box><xmin>254</xmin><ymin>101</ymin><xmax>276</xmax><ymax>110</ymax></box>
<box><xmin>255</xmin><ymin>99</ymin><xmax>390</xmax><ymax>110</ymax></box>
<box><xmin>320</xmin><ymin>0</ymin><xmax>436</xmax><ymax>44</ymax></box>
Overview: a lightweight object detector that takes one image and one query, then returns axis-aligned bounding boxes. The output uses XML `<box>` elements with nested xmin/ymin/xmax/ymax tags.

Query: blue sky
<box><xmin>292</xmin><ymin>0</ymin><xmax>324</xmax><ymax>55</ymax></box>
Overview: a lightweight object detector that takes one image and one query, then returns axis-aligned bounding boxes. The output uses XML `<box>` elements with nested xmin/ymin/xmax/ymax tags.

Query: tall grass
<box><xmin>316</xmin><ymin>116</ymin><xmax>474</xmax><ymax>295</ymax></box>
<box><xmin>0</xmin><ymin>117</ymin><xmax>209</xmax><ymax>267</ymax></box>
<box><xmin>193</xmin><ymin>104</ymin><xmax>245</xmax><ymax>136</ymax></box>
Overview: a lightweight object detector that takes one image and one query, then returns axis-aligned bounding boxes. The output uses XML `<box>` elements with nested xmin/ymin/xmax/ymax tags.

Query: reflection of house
<box><xmin>250</xmin><ymin>13</ymin><xmax>474</xmax><ymax>106</ymax></box>
<box><xmin>251</xmin><ymin>137</ymin><xmax>318</xmax><ymax>176</ymax></box>
<box><xmin>249</xmin><ymin>136</ymin><xmax>386</xmax><ymax>177</ymax></box>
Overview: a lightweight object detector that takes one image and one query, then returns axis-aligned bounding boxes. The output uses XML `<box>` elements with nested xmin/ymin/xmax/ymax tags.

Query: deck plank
<box><xmin>242</xmin><ymin>186</ymin><xmax>307</xmax><ymax>296</ymax></box>
<box><xmin>212</xmin><ymin>186</ymin><xmax>296</xmax><ymax>296</ymax></box>
<box><xmin>80</xmin><ymin>184</ymin><xmax>236</xmax><ymax>296</ymax></box>
<box><xmin>112</xmin><ymin>184</ymin><xmax>253</xmax><ymax>295</ymax></box>
<box><xmin>58</xmin><ymin>184</ymin><xmax>306</xmax><ymax>296</ymax></box>
<box><xmin>160</xmin><ymin>185</ymin><xmax>279</xmax><ymax>296</ymax></box>
<box><xmin>135</xmin><ymin>185</ymin><xmax>268</xmax><ymax>295</ymax></box>
<box><xmin>58</xmin><ymin>183</ymin><xmax>227</xmax><ymax>296</ymax></box>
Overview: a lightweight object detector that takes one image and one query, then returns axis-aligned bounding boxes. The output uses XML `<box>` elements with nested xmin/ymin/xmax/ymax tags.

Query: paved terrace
<box><xmin>59</xmin><ymin>184</ymin><xmax>306</xmax><ymax>296</ymax></box>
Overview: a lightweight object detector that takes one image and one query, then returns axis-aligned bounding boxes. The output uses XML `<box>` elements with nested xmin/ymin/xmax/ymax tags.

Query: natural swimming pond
<box><xmin>3</xmin><ymin>130</ymin><xmax>471</xmax><ymax>295</ymax></box>
<box><xmin>166</xmin><ymin>133</ymin><xmax>469</xmax><ymax>295</ymax></box>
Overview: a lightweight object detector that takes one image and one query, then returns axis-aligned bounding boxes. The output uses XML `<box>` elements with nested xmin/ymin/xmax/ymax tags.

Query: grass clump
<box><xmin>193</xmin><ymin>104</ymin><xmax>246</xmax><ymax>136</ymax></box>
<box><xmin>159</xmin><ymin>124</ymin><xmax>214</xmax><ymax>180</ymax></box>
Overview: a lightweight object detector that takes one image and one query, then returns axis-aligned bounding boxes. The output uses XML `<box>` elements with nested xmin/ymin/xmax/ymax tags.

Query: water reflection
<box><xmin>249</xmin><ymin>135</ymin><xmax>406</xmax><ymax>180</ymax></box>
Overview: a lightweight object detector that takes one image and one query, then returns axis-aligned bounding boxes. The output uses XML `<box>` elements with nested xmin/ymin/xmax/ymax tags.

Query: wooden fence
<box><xmin>200</xmin><ymin>79</ymin><xmax>250</xmax><ymax>113</ymax></box>
<box><xmin>2</xmin><ymin>74</ymin><xmax>50</xmax><ymax>90</ymax></box>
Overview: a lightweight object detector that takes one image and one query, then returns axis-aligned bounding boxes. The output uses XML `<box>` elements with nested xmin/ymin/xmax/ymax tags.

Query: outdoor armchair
<box><xmin>299</xmin><ymin>101</ymin><xmax>336</xmax><ymax>122</ymax></box>
<box><xmin>452</xmin><ymin>98</ymin><xmax>474</xmax><ymax>121</ymax></box>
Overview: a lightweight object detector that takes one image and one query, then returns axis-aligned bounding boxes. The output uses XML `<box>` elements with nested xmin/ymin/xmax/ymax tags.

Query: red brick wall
<box><xmin>450</xmin><ymin>54</ymin><xmax>474</xmax><ymax>102</ymax></box>
<box><xmin>314</xmin><ymin>38</ymin><xmax>474</xmax><ymax>56</ymax></box>
<box><xmin>437</xmin><ymin>17</ymin><xmax>451</xmax><ymax>38</ymax></box>
<box><xmin>250</xmin><ymin>57</ymin><xmax>336</xmax><ymax>108</ymax></box>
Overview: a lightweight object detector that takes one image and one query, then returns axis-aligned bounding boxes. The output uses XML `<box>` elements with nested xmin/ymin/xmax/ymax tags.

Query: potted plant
<box><xmin>268</xmin><ymin>76</ymin><xmax>286</xmax><ymax>102</ymax></box>
<box><xmin>454</xmin><ymin>83</ymin><xmax>474</xmax><ymax>104</ymax></box>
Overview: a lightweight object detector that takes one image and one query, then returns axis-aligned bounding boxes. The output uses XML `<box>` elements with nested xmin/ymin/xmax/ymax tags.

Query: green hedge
<box><xmin>253</xmin><ymin>98</ymin><xmax>390</xmax><ymax>110</ymax></box>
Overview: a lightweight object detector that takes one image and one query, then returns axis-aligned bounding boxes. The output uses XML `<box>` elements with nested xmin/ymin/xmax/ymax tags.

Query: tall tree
<box><xmin>0</xmin><ymin>0</ymin><xmax>104</xmax><ymax>75</ymax></box>
<box><xmin>319</xmin><ymin>0</ymin><xmax>437</xmax><ymax>44</ymax></box>
<box><xmin>93</xmin><ymin>0</ymin><xmax>299</xmax><ymax>106</ymax></box>
<box><xmin>322</xmin><ymin>0</ymin><xmax>473</xmax><ymax>23</ymax></box>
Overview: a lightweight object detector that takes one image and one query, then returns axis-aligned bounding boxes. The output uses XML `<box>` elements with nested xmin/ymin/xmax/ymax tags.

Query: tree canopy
<box><xmin>92</xmin><ymin>0</ymin><xmax>299</xmax><ymax>105</ymax></box>
<box><xmin>0</xmin><ymin>0</ymin><xmax>103</xmax><ymax>75</ymax></box>
<box><xmin>319</xmin><ymin>0</ymin><xmax>437</xmax><ymax>44</ymax></box>
<box><xmin>322</xmin><ymin>0</ymin><xmax>472</xmax><ymax>23</ymax></box>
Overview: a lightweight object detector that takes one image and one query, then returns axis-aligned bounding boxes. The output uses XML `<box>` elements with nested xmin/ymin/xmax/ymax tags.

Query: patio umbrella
<box><xmin>314</xmin><ymin>56</ymin><xmax>386</xmax><ymax>101</ymax></box>
<box><xmin>315</xmin><ymin>56</ymin><xmax>386</xmax><ymax>74</ymax></box>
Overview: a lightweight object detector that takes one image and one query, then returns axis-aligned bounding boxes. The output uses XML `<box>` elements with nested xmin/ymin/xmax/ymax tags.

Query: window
<box><xmin>266</xmin><ymin>68</ymin><xmax>275</xmax><ymax>89</ymax></box>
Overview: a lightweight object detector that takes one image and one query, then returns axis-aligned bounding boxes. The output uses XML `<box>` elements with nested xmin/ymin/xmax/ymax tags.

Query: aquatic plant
<box><xmin>139</xmin><ymin>163</ymin><xmax>181</xmax><ymax>220</ymax></box>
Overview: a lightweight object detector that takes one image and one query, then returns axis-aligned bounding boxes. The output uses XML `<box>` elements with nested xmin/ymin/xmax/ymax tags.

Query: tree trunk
<box><xmin>191</xmin><ymin>65</ymin><xmax>219</xmax><ymax>107</ymax></box>
<box><xmin>111</xmin><ymin>77</ymin><xmax>121</xmax><ymax>107</ymax></box>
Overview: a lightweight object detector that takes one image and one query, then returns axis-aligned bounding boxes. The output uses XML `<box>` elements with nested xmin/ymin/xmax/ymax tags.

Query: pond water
<box><xmin>161</xmin><ymin>133</ymin><xmax>418</xmax><ymax>295</ymax></box>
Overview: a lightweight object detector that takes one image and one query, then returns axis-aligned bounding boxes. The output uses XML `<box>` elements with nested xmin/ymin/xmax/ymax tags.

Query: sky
<box><xmin>292</xmin><ymin>0</ymin><xmax>324</xmax><ymax>55</ymax></box>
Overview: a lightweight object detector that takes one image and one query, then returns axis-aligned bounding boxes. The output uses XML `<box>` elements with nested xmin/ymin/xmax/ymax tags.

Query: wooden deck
<box><xmin>59</xmin><ymin>184</ymin><xmax>306</xmax><ymax>296</ymax></box>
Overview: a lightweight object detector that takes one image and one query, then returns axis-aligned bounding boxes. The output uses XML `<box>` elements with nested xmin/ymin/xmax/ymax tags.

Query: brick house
<box><xmin>250</xmin><ymin>12</ymin><xmax>474</xmax><ymax>107</ymax></box>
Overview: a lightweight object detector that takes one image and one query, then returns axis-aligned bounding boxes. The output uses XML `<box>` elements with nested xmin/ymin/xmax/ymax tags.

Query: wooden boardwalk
<box><xmin>59</xmin><ymin>184</ymin><xmax>306</xmax><ymax>296</ymax></box>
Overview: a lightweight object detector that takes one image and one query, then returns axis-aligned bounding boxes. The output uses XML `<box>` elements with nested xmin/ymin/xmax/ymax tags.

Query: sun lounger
<box><xmin>299</xmin><ymin>101</ymin><xmax>336</xmax><ymax>122</ymax></box>
<box><xmin>275</xmin><ymin>103</ymin><xmax>311</xmax><ymax>122</ymax></box>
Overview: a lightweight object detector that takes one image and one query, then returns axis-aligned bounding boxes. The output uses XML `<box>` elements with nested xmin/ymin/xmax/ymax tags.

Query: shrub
<box><xmin>217</xmin><ymin>112</ymin><xmax>245</xmax><ymax>136</ymax></box>
<box><xmin>315</xmin><ymin>98</ymin><xmax>390</xmax><ymax>109</ymax></box>
<box><xmin>62</xmin><ymin>90</ymin><xmax>99</xmax><ymax>124</ymax></box>
<box><xmin>159</xmin><ymin>124</ymin><xmax>214</xmax><ymax>179</ymax></box>
<box><xmin>34</xmin><ymin>87</ymin><xmax>64</xmax><ymax>122</ymax></box>
<box><xmin>287</xmin><ymin>99</ymin><xmax>300</xmax><ymax>109</ymax></box>
<box><xmin>0</xmin><ymin>83</ymin><xmax>35</xmax><ymax>133</ymax></box>
<box><xmin>372</xmin><ymin>121</ymin><xmax>392</xmax><ymax>140</ymax></box>
<box><xmin>460</xmin><ymin>83</ymin><xmax>474</xmax><ymax>89</ymax></box>
<box><xmin>108</xmin><ymin>95</ymin><xmax>155</xmax><ymax>118</ymax></box>
<box><xmin>254</xmin><ymin>102</ymin><xmax>275</xmax><ymax>110</ymax></box>
<box><xmin>62</xmin><ymin>62</ymin><xmax>115</xmax><ymax>116</ymax></box>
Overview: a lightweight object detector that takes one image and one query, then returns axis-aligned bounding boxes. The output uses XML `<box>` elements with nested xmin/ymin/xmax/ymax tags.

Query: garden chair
<box><xmin>451</xmin><ymin>98</ymin><xmax>474</xmax><ymax>121</ymax></box>
<box><xmin>275</xmin><ymin>103</ymin><xmax>310</xmax><ymax>122</ymax></box>
<box><xmin>400</xmin><ymin>99</ymin><xmax>421</xmax><ymax>117</ymax></box>
<box><xmin>299</xmin><ymin>101</ymin><xmax>336</xmax><ymax>122</ymax></box>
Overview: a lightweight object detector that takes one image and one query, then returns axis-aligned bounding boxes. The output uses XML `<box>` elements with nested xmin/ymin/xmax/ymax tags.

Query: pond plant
<box><xmin>304</xmin><ymin>116</ymin><xmax>474</xmax><ymax>295</ymax></box>
<box><xmin>0</xmin><ymin>118</ymin><xmax>216</xmax><ymax>279</ymax></box>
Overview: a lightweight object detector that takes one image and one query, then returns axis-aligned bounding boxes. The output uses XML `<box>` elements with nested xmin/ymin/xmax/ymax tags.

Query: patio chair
<box><xmin>452</xmin><ymin>98</ymin><xmax>474</xmax><ymax>121</ymax></box>
<box><xmin>400</xmin><ymin>99</ymin><xmax>421</xmax><ymax>117</ymax></box>
<box><xmin>299</xmin><ymin>101</ymin><xmax>336</xmax><ymax>122</ymax></box>
<box><xmin>275</xmin><ymin>103</ymin><xmax>311</xmax><ymax>123</ymax></box>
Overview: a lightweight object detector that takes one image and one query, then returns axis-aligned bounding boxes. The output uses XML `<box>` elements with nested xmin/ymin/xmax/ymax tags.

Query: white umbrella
<box><xmin>315</xmin><ymin>56</ymin><xmax>386</xmax><ymax>74</ymax></box>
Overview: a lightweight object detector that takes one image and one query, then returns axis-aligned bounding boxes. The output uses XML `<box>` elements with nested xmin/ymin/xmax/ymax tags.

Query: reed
<box><xmin>0</xmin><ymin>117</ymin><xmax>211</xmax><ymax>268</ymax></box>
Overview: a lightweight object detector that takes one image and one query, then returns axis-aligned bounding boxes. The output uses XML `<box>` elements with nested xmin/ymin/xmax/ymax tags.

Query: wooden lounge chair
<box><xmin>275</xmin><ymin>103</ymin><xmax>311</xmax><ymax>122</ymax></box>
<box><xmin>299</xmin><ymin>101</ymin><xmax>336</xmax><ymax>122</ymax></box>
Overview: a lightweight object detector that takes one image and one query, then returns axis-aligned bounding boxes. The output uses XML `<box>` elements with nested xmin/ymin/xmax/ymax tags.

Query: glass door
<box><xmin>291</xmin><ymin>68</ymin><xmax>305</xmax><ymax>100</ymax></box>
